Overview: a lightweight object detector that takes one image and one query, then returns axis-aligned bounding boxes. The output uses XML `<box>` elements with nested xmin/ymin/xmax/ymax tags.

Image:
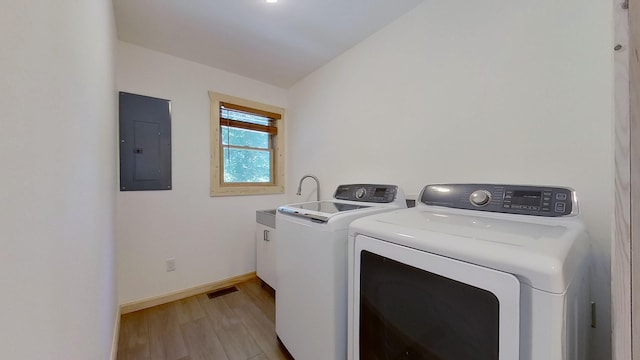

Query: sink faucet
<box><xmin>297</xmin><ymin>174</ymin><xmax>320</xmax><ymax>201</ymax></box>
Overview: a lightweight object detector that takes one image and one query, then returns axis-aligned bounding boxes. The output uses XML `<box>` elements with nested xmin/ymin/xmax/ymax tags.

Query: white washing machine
<box><xmin>347</xmin><ymin>183</ymin><xmax>591</xmax><ymax>360</ymax></box>
<box><xmin>276</xmin><ymin>184</ymin><xmax>406</xmax><ymax>360</ymax></box>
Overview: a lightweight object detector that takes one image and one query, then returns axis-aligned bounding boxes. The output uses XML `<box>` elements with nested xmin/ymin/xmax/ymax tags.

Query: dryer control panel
<box><xmin>334</xmin><ymin>184</ymin><xmax>398</xmax><ymax>203</ymax></box>
<box><xmin>420</xmin><ymin>184</ymin><xmax>577</xmax><ymax>217</ymax></box>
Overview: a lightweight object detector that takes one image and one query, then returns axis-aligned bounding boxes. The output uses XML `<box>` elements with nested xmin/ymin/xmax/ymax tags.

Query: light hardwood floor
<box><xmin>117</xmin><ymin>278</ymin><xmax>292</xmax><ymax>360</ymax></box>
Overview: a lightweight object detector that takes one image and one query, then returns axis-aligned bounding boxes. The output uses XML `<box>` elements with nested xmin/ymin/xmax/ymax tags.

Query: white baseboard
<box><xmin>119</xmin><ymin>272</ymin><xmax>257</xmax><ymax>314</ymax></box>
<box><xmin>110</xmin><ymin>305</ymin><xmax>121</xmax><ymax>360</ymax></box>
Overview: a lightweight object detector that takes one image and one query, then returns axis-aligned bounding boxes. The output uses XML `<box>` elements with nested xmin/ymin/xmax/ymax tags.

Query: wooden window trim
<box><xmin>209</xmin><ymin>91</ymin><xmax>285</xmax><ymax>196</ymax></box>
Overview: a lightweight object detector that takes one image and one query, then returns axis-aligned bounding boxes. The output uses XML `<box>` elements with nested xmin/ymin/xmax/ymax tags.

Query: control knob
<box><xmin>470</xmin><ymin>190</ymin><xmax>492</xmax><ymax>207</ymax></box>
<box><xmin>355</xmin><ymin>187</ymin><xmax>367</xmax><ymax>199</ymax></box>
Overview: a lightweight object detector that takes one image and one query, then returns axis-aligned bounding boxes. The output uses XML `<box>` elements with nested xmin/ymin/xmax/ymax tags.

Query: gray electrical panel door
<box><xmin>119</xmin><ymin>92</ymin><xmax>172</xmax><ymax>191</ymax></box>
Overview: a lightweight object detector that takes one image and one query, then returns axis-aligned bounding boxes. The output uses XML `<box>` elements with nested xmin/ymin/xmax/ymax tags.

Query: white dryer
<box><xmin>276</xmin><ymin>184</ymin><xmax>406</xmax><ymax>360</ymax></box>
<box><xmin>347</xmin><ymin>183</ymin><xmax>591</xmax><ymax>360</ymax></box>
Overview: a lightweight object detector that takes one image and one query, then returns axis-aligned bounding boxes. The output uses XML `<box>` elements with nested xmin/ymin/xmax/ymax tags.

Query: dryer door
<box><xmin>353</xmin><ymin>235</ymin><xmax>520</xmax><ymax>360</ymax></box>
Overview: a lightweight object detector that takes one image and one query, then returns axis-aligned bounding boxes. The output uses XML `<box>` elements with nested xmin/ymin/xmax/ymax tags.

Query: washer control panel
<box><xmin>420</xmin><ymin>184</ymin><xmax>576</xmax><ymax>217</ymax></box>
<box><xmin>334</xmin><ymin>184</ymin><xmax>398</xmax><ymax>203</ymax></box>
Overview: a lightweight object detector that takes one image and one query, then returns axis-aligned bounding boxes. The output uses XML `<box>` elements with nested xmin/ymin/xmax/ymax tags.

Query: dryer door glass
<box><xmin>360</xmin><ymin>250</ymin><xmax>499</xmax><ymax>359</ymax></box>
<box><xmin>353</xmin><ymin>235</ymin><xmax>520</xmax><ymax>360</ymax></box>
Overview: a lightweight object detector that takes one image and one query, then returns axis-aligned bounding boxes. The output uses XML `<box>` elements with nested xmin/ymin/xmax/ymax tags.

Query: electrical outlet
<box><xmin>166</xmin><ymin>257</ymin><xmax>176</xmax><ymax>272</ymax></box>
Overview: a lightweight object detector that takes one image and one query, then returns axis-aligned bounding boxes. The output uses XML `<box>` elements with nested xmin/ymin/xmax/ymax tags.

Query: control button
<box><xmin>469</xmin><ymin>190</ymin><xmax>492</xmax><ymax>207</ymax></box>
<box><xmin>556</xmin><ymin>193</ymin><xmax>567</xmax><ymax>201</ymax></box>
<box><xmin>555</xmin><ymin>202</ymin><xmax>566</xmax><ymax>213</ymax></box>
<box><xmin>542</xmin><ymin>207</ymin><xmax>550</xmax><ymax>212</ymax></box>
<box><xmin>543</xmin><ymin>191</ymin><xmax>552</xmax><ymax>196</ymax></box>
<box><xmin>503</xmin><ymin>204</ymin><xmax>510</xmax><ymax>209</ymax></box>
<box><xmin>542</xmin><ymin>202</ymin><xmax>550</xmax><ymax>206</ymax></box>
<box><xmin>355</xmin><ymin>188</ymin><xmax>366</xmax><ymax>199</ymax></box>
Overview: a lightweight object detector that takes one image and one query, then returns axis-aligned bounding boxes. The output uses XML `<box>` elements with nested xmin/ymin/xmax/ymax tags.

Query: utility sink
<box><xmin>256</xmin><ymin>209</ymin><xmax>277</xmax><ymax>228</ymax></box>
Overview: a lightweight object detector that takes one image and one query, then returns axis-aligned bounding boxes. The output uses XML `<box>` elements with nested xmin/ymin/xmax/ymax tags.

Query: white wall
<box><xmin>0</xmin><ymin>1</ymin><xmax>117</xmax><ymax>359</ymax></box>
<box><xmin>116</xmin><ymin>42</ymin><xmax>288</xmax><ymax>304</ymax></box>
<box><xmin>287</xmin><ymin>0</ymin><xmax>614</xmax><ymax>358</ymax></box>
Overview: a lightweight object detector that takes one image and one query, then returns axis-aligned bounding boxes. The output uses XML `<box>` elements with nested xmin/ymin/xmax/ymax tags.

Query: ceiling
<box><xmin>113</xmin><ymin>0</ymin><xmax>424</xmax><ymax>88</ymax></box>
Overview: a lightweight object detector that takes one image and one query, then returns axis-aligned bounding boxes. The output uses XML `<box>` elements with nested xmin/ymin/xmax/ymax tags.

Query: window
<box><xmin>209</xmin><ymin>91</ymin><xmax>285</xmax><ymax>196</ymax></box>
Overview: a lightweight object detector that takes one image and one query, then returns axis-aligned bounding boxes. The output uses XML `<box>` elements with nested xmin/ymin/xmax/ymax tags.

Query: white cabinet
<box><xmin>256</xmin><ymin>223</ymin><xmax>277</xmax><ymax>289</ymax></box>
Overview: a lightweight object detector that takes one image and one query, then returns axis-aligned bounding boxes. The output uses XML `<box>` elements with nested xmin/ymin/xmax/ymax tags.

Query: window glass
<box><xmin>223</xmin><ymin>148</ymin><xmax>271</xmax><ymax>183</ymax></box>
<box><xmin>221</xmin><ymin>126</ymin><xmax>269</xmax><ymax>149</ymax></box>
